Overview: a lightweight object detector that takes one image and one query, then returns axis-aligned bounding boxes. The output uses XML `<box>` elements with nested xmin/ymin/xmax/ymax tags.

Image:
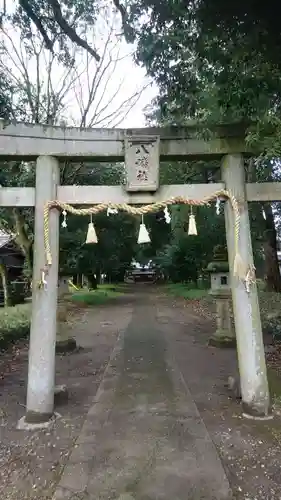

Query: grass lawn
<box><xmin>95</xmin><ymin>283</ymin><xmax>122</xmax><ymax>292</ymax></box>
<box><xmin>165</xmin><ymin>282</ymin><xmax>281</xmax><ymax>311</ymax></box>
<box><xmin>164</xmin><ymin>282</ymin><xmax>209</xmax><ymax>300</ymax></box>
<box><xmin>71</xmin><ymin>287</ymin><xmax>123</xmax><ymax>306</ymax></box>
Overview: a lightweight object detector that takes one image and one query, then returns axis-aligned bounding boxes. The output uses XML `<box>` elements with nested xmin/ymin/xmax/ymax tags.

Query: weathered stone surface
<box><xmin>56</xmin><ymin>337</ymin><xmax>77</xmax><ymax>354</ymax></box>
<box><xmin>222</xmin><ymin>153</ymin><xmax>270</xmax><ymax>418</ymax></box>
<box><xmin>227</xmin><ymin>375</ymin><xmax>242</xmax><ymax>399</ymax></box>
<box><xmin>26</xmin><ymin>156</ymin><xmax>60</xmax><ymax>419</ymax></box>
<box><xmin>0</xmin><ymin>122</ymin><xmax>251</xmax><ymax>161</ymax></box>
<box><xmin>54</xmin><ymin>384</ymin><xmax>69</xmax><ymax>405</ymax></box>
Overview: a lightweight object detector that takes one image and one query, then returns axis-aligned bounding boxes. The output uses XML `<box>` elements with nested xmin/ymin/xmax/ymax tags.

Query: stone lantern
<box><xmin>207</xmin><ymin>245</ymin><xmax>236</xmax><ymax>347</ymax></box>
<box><xmin>58</xmin><ymin>275</ymin><xmax>70</xmax><ymax>297</ymax></box>
<box><xmin>56</xmin><ymin>273</ymin><xmax>76</xmax><ymax>353</ymax></box>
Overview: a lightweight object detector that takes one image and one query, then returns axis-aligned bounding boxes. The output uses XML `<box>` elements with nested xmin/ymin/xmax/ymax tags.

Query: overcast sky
<box><xmin>1</xmin><ymin>4</ymin><xmax>158</xmax><ymax>128</ymax></box>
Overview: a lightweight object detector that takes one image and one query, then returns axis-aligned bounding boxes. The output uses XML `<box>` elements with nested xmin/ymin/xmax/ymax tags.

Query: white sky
<box><xmin>0</xmin><ymin>3</ymin><xmax>158</xmax><ymax>128</ymax></box>
<box><xmin>121</xmin><ymin>82</ymin><xmax>157</xmax><ymax>128</ymax></box>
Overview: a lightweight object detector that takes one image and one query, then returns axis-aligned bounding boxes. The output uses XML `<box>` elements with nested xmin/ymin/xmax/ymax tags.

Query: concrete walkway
<box><xmin>53</xmin><ymin>293</ymin><xmax>232</xmax><ymax>500</ymax></box>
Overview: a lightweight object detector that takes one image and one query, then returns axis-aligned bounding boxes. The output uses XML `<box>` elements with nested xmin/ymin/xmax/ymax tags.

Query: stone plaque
<box><xmin>125</xmin><ymin>135</ymin><xmax>160</xmax><ymax>192</ymax></box>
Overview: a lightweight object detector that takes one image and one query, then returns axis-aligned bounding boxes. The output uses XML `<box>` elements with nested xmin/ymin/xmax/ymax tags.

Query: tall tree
<box><xmin>0</xmin><ymin>5</ymin><xmax>149</xmax><ymax>279</ymax></box>
<box><xmin>121</xmin><ymin>0</ymin><xmax>281</xmax><ymax>289</ymax></box>
<box><xmin>0</xmin><ymin>8</ymin><xmax>147</xmax><ymax>127</ymax></box>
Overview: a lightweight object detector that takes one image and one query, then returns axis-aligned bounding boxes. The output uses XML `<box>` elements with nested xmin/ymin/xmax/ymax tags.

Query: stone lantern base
<box><xmin>208</xmin><ymin>335</ymin><xmax>236</xmax><ymax>348</ymax></box>
<box><xmin>56</xmin><ymin>297</ymin><xmax>77</xmax><ymax>353</ymax></box>
<box><xmin>56</xmin><ymin>335</ymin><xmax>77</xmax><ymax>354</ymax></box>
<box><xmin>208</xmin><ymin>289</ymin><xmax>236</xmax><ymax>348</ymax></box>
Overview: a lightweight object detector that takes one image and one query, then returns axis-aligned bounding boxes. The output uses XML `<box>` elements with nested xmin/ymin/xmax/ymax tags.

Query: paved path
<box><xmin>53</xmin><ymin>291</ymin><xmax>232</xmax><ymax>500</ymax></box>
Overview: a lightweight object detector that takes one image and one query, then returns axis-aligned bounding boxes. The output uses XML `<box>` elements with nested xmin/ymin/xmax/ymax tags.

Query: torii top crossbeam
<box><xmin>0</xmin><ymin>120</ymin><xmax>252</xmax><ymax>161</ymax></box>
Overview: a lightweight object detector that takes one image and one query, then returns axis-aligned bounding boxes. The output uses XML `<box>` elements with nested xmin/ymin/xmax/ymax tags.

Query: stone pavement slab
<box><xmin>52</xmin><ymin>296</ymin><xmax>232</xmax><ymax>500</ymax></box>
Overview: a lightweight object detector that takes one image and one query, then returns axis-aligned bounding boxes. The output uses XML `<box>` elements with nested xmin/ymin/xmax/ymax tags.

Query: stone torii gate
<box><xmin>0</xmin><ymin>120</ymin><xmax>277</xmax><ymax>425</ymax></box>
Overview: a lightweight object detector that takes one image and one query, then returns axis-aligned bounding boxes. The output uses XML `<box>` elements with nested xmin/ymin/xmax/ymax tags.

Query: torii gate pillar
<box><xmin>222</xmin><ymin>154</ymin><xmax>271</xmax><ymax>418</ymax></box>
<box><xmin>24</xmin><ymin>156</ymin><xmax>60</xmax><ymax>424</ymax></box>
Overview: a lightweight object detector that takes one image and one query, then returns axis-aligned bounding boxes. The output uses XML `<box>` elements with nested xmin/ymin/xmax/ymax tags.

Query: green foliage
<box><xmin>0</xmin><ymin>160</ymin><xmax>132</xmax><ymax>283</ymax></box>
<box><xmin>1</xmin><ymin>0</ymin><xmax>280</xmax><ymax>290</ymax></box>
<box><xmin>247</xmin><ymin>118</ymin><xmax>281</xmax><ymax>159</ymax></box>
<box><xmin>0</xmin><ymin>303</ymin><xmax>31</xmax><ymax>349</ymax></box>
<box><xmin>259</xmin><ymin>292</ymin><xmax>281</xmax><ymax>341</ymax></box>
<box><xmin>0</xmin><ymin>165</ymin><xmax>36</xmax><ymax>278</ymax></box>
<box><xmin>127</xmin><ymin>0</ymin><xmax>281</xmax><ymax>155</ymax></box>
<box><xmin>58</xmin><ymin>163</ymin><xmax>138</xmax><ymax>281</ymax></box>
<box><xmin>71</xmin><ymin>288</ymin><xmax>123</xmax><ymax>305</ymax></box>
<box><xmin>60</xmin><ymin>209</ymin><xmax>138</xmax><ymax>281</ymax></box>
<box><xmin>122</xmin><ymin>0</ymin><xmax>281</xmax><ymax>291</ymax></box>
<box><xmin>155</xmin><ymin>204</ymin><xmax>226</xmax><ymax>282</ymax></box>
<box><xmin>0</xmin><ymin>70</ymin><xmax>13</xmax><ymax>120</ymax></box>
<box><xmin>134</xmin><ymin>211</ymin><xmax>171</xmax><ymax>266</ymax></box>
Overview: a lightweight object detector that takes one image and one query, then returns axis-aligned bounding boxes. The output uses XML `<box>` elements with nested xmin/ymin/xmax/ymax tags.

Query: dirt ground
<box><xmin>1</xmin><ymin>287</ymin><xmax>281</xmax><ymax>499</ymax></box>
<box><xmin>0</xmin><ymin>298</ymin><xmax>133</xmax><ymax>499</ymax></box>
<box><xmin>159</xmin><ymin>295</ymin><xmax>281</xmax><ymax>500</ymax></box>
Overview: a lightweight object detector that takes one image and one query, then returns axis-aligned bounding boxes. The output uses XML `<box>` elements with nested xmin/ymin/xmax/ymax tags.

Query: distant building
<box><xmin>0</xmin><ymin>230</ymin><xmax>25</xmax><ymax>305</ymax></box>
<box><xmin>125</xmin><ymin>260</ymin><xmax>156</xmax><ymax>283</ymax></box>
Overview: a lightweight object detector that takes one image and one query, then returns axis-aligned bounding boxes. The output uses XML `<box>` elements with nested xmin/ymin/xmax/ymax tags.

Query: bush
<box><xmin>263</xmin><ymin>312</ymin><xmax>281</xmax><ymax>341</ymax></box>
<box><xmin>259</xmin><ymin>292</ymin><xmax>281</xmax><ymax>341</ymax></box>
<box><xmin>0</xmin><ymin>303</ymin><xmax>31</xmax><ymax>349</ymax></box>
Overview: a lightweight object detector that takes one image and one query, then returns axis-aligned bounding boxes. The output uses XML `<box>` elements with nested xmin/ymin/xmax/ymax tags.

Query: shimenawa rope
<box><xmin>41</xmin><ymin>189</ymin><xmax>248</xmax><ymax>287</ymax></box>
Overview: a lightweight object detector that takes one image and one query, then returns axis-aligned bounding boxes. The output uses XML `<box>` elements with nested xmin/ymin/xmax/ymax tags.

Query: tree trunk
<box><xmin>73</xmin><ymin>274</ymin><xmax>83</xmax><ymax>287</ymax></box>
<box><xmin>263</xmin><ymin>203</ymin><xmax>281</xmax><ymax>292</ymax></box>
<box><xmin>0</xmin><ymin>263</ymin><xmax>10</xmax><ymax>307</ymax></box>
<box><xmin>12</xmin><ymin>208</ymin><xmax>33</xmax><ymax>281</ymax></box>
<box><xmin>87</xmin><ymin>274</ymin><xmax>97</xmax><ymax>289</ymax></box>
<box><xmin>23</xmin><ymin>244</ymin><xmax>33</xmax><ymax>281</ymax></box>
<box><xmin>95</xmin><ymin>269</ymin><xmax>101</xmax><ymax>285</ymax></box>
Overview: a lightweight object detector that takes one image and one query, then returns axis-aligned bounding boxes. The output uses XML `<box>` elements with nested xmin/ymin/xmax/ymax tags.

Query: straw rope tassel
<box><xmin>228</xmin><ymin>193</ymin><xmax>247</xmax><ymax>281</ymax></box>
<box><xmin>188</xmin><ymin>206</ymin><xmax>197</xmax><ymax>235</ymax></box>
<box><xmin>43</xmin><ymin>189</ymin><xmax>246</xmax><ymax>285</ymax></box>
<box><xmin>44</xmin><ymin>203</ymin><xmax>52</xmax><ymax>266</ymax></box>
<box><xmin>86</xmin><ymin>213</ymin><xmax>98</xmax><ymax>244</ymax></box>
<box><xmin>138</xmin><ymin>214</ymin><xmax>150</xmax><ymax>244</ymax></box>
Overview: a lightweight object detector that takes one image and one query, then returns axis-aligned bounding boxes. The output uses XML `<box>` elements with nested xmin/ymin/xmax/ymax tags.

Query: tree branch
<box><xmin>79</xmin><ymin>22</ymin><xmax>115</xmax><ymax>127</ymax></box>
<box><xmin>19</xmin><ymin>0</ymin><xmax>101</xmax><ymax>61</ymax></box>
<box><xmin>112</xmin><ymin>0</ymin><xmax>134</xmax><ymax>42</ymax></box>
<box><xmin>47</xmin><ymin>0</ymin><xmax>100</xmax><ymax>61</ymax></box>
<box><xmin>12</xmin><ymin>208</ymin><xmax>32</xmax><ymax>255</ymax></box>
<box><xmin>19</xmin><ymin>0</ymin><xmax>53</xmax><ymax>52</ymax></box>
